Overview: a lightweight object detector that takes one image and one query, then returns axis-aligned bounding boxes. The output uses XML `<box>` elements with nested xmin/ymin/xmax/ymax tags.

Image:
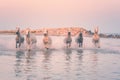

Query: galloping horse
<box><xmin>15</xmin><ymin>27</ymin><xmax>24</xmax><ymax>48</ymax></box>
<box><xmin>43</xmin><ymin>31</ymin><xmax>52</xmax><ymax>49</ymax></box>
<box><xmin>76</xmin><ymin>32</ymin><xmax>83</xmax><ymax>47</ymax></box>
<box><xmin>64</xmin><ymin>32</ymin><xmax>72</xmax><ymax>48</ymax></box>
<box><xmin>25</xmin><ymin>28</ymin><xmax>37</xmax><ymax>51</ymax></box>
<box><xmin>92</xmin><ymin>27</ymin><xmax>100</xmax><ymax>48</ymax></box>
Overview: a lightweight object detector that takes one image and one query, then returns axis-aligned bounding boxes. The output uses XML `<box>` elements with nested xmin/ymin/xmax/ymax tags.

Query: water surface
<box><xmin>0</xmin><ymin>35</ymin><xmax>120</xmax><ymax>80</ymax></box>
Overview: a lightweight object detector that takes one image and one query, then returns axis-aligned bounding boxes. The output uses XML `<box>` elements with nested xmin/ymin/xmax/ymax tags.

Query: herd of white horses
<box><xmin>16</xmin><ymin>27</ymin><xmax>100</xmax><ymax>51</ymax></box>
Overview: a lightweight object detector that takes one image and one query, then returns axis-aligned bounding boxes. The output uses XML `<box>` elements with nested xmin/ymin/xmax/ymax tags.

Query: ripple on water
<box><xmin>0</xmin><ymin>36</ymin><xmax>120</xmax><ymax>80</ymax></box>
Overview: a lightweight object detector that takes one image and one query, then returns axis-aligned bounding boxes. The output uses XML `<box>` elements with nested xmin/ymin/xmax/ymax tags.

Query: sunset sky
<box><xmin>0</xmin><ymin>0</ymin><xmax>120</xmax><ymax>33</ymax></box>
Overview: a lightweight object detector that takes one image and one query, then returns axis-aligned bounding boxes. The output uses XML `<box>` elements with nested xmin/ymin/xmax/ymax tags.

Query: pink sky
<box><xmin>0</xmin><ymin>0</ymin><xmax>120</xmax><ymax>33</ymax></box>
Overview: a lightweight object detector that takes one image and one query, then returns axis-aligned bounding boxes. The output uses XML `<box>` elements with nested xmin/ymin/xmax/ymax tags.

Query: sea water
<box><xmin>0</xmin><ymin>35</ymin><xmax>120</xmax><ymax>80</ymax></box>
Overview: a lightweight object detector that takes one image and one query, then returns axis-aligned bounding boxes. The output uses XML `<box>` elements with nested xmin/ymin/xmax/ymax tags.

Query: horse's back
<box><xmin>16</xmin><ymin>35</ymin><xmax>24</xmax><ymax>43</ymax></box>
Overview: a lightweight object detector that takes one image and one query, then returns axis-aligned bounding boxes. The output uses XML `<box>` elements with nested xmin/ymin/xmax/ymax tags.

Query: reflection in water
<box><xmin>15</xmin><ymin>50</ymin><xmax>25</xmax><ymax>77</ymax></box>
<box><xmin>24</xmin><ymin>50</ymin><xmax>36</xmax><ymax>80</ymax></box>
<box><xmin>77</xmin><ymin>49</ymin><xmax>83</xmax><ymax>61</ymax></box>
<box><xmin>85</xmin><ymin>50</ymin><xmax>98</xmax><ymax>80</ymax></box>
<box><xmin>42</xmin><ymin>49</ymin><xmax>52</xmax><ymax>80</ymax></box>
<box><xmin>77</xmin><ymin>49</ymin><xmax>83</xmax><ymax>54</ymax></box>
<box><xmin>25</xmin><ymin>50</ymin><xmax>36</xmax><ymax>62</ymax></box>
<box><xmin>75</xmin><ymin>49</ymin><xmax>84</xmax><ymax>79</ymax></box>
<box><xmin>64</xmin><ymin>48</ymin><xmax>72</xmax><ymax>61</ymax></box>
<box><xmin>91</xmin><ymin>50</ymin><xmax>98</xmax><ymax>62</ymax></box>
<box><xmin>15</xmin><ymin>50</ymin><xmax>36</xmax><ymax>80</ymax></box>
<box><xmin>42</xmin><ymin>49</ymin><xmax>52</xmax><ymax>63</ymax></box>
<box><xmin>16</xmin><ymin>50</ymin><xmax>25</xmax><ymax>59</ymax></box>
<box><xmin>0</xmin><ymin>36</ymin><xmax>120</xmax><ymax>80</ymax></box>
<box><xmin>64</xmin><ymin>48</ymin><xmax>72</xmax><ymax>77</ymax></box>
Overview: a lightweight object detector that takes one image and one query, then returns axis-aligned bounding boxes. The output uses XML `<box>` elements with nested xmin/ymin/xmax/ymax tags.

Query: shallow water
<box><xmin>0</xmin><ymin>35</ymin><xmax>120</xmax><ymax>80</ymax></box>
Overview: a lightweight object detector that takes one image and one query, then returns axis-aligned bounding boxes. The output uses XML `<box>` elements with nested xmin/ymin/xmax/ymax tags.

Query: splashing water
<box><xmin>0</xmin><ymin>35</ymin><xmax>120</xmax><ymax>80</ymax></box>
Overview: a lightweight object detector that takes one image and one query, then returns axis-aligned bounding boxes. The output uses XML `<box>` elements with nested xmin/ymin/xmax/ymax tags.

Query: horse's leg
<box><xmin>79</xmin><ymin>43</ymin><xmax>80</xmax><ymax>47</ymax></box>
<box><xmin>95</xmin><ymin>43</ymin><xmax>97</xmax><ymax>47</ymax></box>
<box><xmin>97</xmin><ymin>42</ymin><xmax>100</xmax><ymax>48</ymax></box>
<box><xmin>28</xmin><ymin>45</ymin><xmax>31</xmax><ymax>51</ymax></box>
<box><xmin>16</xmin><ymin>42</ymin><xmax>17</xmax><ymax>48</ymax></box>
<box><xmin>19</xmin><ymin>42</ymin><xmax>21</xmax><ymax>48</ymax></box>
<box><xmin>81</xmin><ymin>42</ymin><xmax>83</xmax><ymax>47</ymax></box>
<box><xmin>80</xmin><ymin>43</ymin><xmax>81</xmax><ymax>47</ymax></box>
<box><xmin>66</xmin><ymin>43</ymin><xmax>68</xmax><ymax>48</ymax></box>
<box><xmin>44</xmin><ymin>43</ymin><xmax>49</xmax><ymax>50</ymax></box>
<box><xmin>18</xmin><ymin>38</ymin><xmax>21</xmax><ymax>48</ymax></box>
<box><xmin>69</xmin><ymin>43</ymin><xmax>71</xmax><ymax>48</ymax></box>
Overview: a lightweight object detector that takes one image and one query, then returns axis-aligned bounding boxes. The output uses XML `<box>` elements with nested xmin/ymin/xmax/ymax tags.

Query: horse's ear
<box><xmin>44</xmin><ymin>29</ymin><xmax>48</xmax><ymax>35</ymax></box>
<box><xmin>94</xmin><ymin>27</ymin><xmax>99</xmax><ymax>33</ymax></box>
<box><xmin>16</xmin><ymin>27</ymin><xmax>20</xmax><ymax>31</ymax></box>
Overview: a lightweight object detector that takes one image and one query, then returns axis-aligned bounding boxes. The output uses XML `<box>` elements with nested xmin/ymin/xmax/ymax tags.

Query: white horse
<box><xmin>43</xmin><ymin>31</ymin><xmax>52</xmax><ymax>49</ymax></box>
<box><xmin>92</xmin><ymin>27</ymin><xmax>100</xmax><ymax>48</ymax></box>
<box><xmin>64</xmin><ymin>32</ymin><xmax>72</xmax><ymax>48</ymax></box>
<box><xmin>25</xmin><ymin>28</ymin><xmax>37</xmax><ymax>51</ymax></box>
<box><xmin>15</xmin><ymin>28</ymin><xmax>24</xmax><ymax>48</ymax></box>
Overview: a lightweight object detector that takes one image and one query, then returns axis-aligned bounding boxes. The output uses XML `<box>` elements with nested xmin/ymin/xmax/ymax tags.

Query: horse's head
<box><xmin>43</xmin><ymin>30</ymin><xmax>48</xmax><ymax>37</ymax></box>
<box><xmin>94</xmin><ymin>27</ymin><xmax>99</xmax><ymax>34</ymax></box>
<box><xmin>67</xmin><ymin>32</ymin><xmax>71</xmax><ymax>36</ymax></box>
<box><xmin>16</xmin><ymin>27</ymin><xmax>20</xmax><ymax>31</ymax></box>
<box><xmin>16</xmin><ymin>27</ymin><xmax>21</xmax><ymax>36</ymax></box>
<box><xmin>26</xmin><ymin>28</ymin><xmax>31</xmax><ymax>38</ymax></box>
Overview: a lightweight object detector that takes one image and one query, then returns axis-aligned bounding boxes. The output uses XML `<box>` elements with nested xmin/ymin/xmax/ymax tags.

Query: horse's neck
<box><xmin>16</xmin><ymin>32</ymin><xmax>21</xmax><ymax>37</ymax></box>
<box><xmin>27</xmin><ymin>32</ymin><xmax>30</xmax><ymax>38</ymax></box>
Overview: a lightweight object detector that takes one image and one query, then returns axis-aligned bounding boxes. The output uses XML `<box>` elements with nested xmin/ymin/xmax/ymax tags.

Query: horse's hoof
<box><xmin>28</xmin><ymin>49</ymin><xmax>31</xmax><ymax>51</ymax></box>
<box><xmin>98</xmin><ymin>46</ymin><xmax>100</xmax><ymax>48</ymax></box>
<box><xmin>45</xmin><ymin>47</ymin><xmax>49</xmax><ymax>50</ymax></box>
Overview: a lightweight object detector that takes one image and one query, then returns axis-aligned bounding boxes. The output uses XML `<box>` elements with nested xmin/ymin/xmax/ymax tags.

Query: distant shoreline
<box><xmin>0</xmin><ymin>27</ymin><xmax>86</xmax><ymax>36</ymax></box>
<box><xmin>0</xmin><ymin>27</ymin><xmax>120</xmax><ymax>39</ymax></box>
